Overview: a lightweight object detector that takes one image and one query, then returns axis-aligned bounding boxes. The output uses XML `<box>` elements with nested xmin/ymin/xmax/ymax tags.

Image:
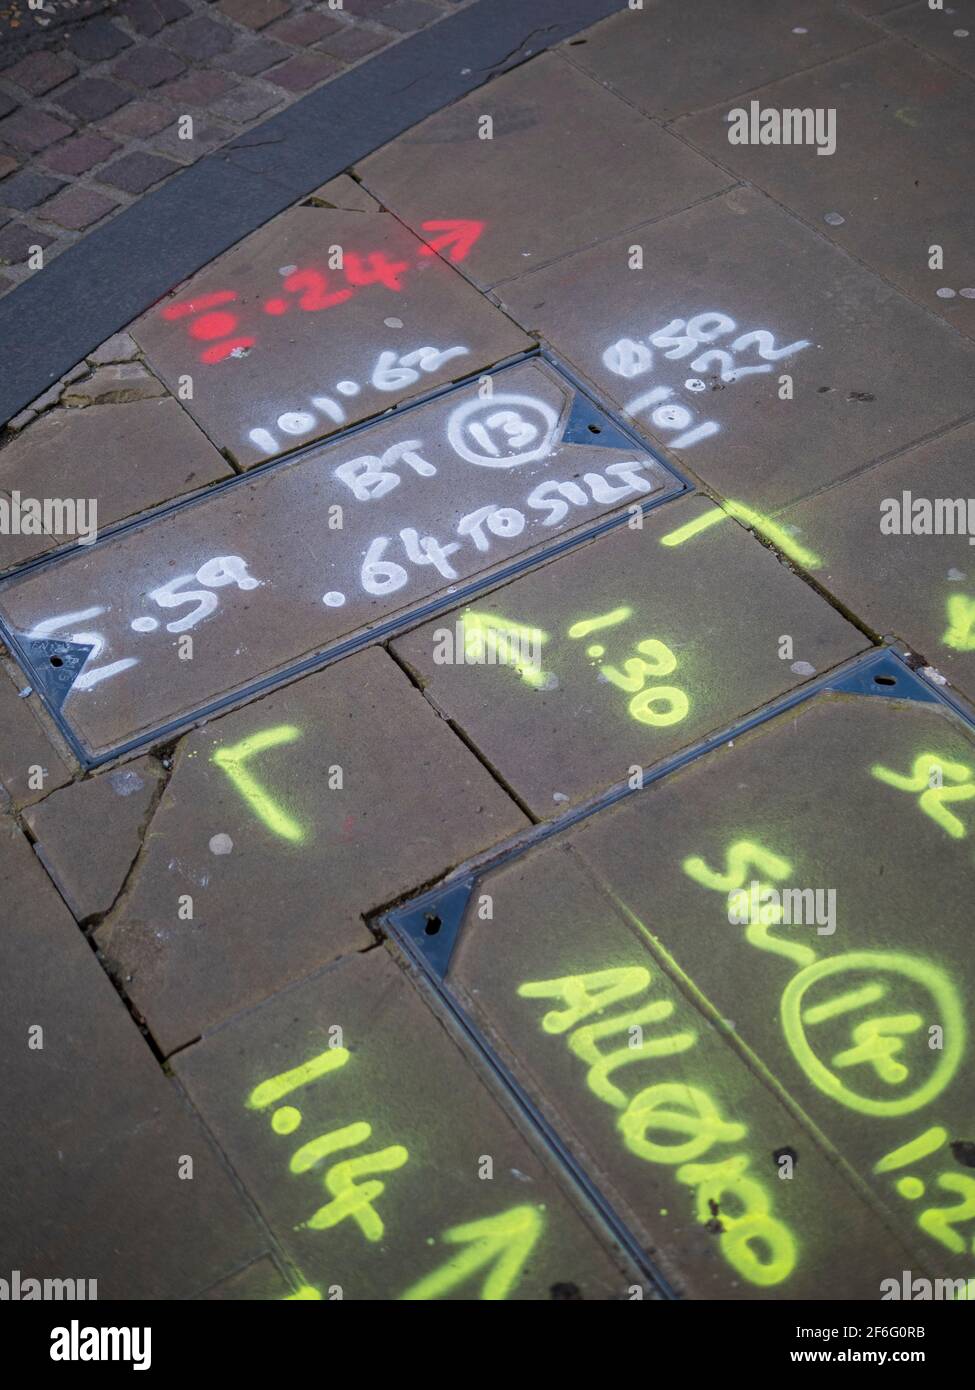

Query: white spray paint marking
<box><xmin>606</xmin><ymin>311</ymin><xmax>811</xmax><ymax>448</ymax></box>
<box><xmin>311</xmin><ymin>397</ymin><xmax>347</xmax><ymax>424</ymax></box>
<box><xmin>28</xmin><ymin>556</ymin><xmax>263</xmax><ymax>696</ymax></box>
<box><xmin>278</xmin><ymin>411</ymin><xmax>317</xmax><ymax>436</ymax></box>
<box><xmin>28</xmin><ymin>607</ymin><xmax>106</xmax><ymax>639</ymax></box>
<box><xmin>447</xmin><ymin>394</ymin><xmax>559</xmax><ymax>467</ymax></box>
<box><xmin>335</xmin><ymin>439</ymin><xmax>437</xmax><ymax>501</ymax></box>
<box><xmin>249</xmin><ymin>428</ymin><xmax>278</xmax><ymax>453</ymax></box>
<box><xmin>372</xmin><ymin>346</ymin><xmax>469</xmax><ymax>391</ymax></box>
<box><xmin>246</xmin><ymin>345</ymin><xmax>469</xmax><ymax>457</ymax></box>
<box><xmin>27</xmin><ymin>607</ymin><xmax>138</xmax><ymax>691</ymax></box>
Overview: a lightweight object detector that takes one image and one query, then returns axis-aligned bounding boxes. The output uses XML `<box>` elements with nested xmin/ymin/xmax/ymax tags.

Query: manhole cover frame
<box><xmin>0</xmin><ymin>349</ymin><xmax>690</xmax><ymax>768</ymax></box>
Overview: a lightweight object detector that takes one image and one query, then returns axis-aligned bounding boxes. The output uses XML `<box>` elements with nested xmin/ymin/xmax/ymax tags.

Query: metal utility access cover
<box><xmin>0</xmin><ymin>358</ymin><xmax>681</xmax><ymax>760</ymax></box>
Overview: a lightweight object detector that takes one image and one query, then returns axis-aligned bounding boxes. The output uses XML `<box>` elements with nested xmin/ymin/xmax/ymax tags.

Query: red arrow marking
<box><xmin>417</xmin><ymin>219</ymin><xmax>485</xmax><ymax>264</ymax></box>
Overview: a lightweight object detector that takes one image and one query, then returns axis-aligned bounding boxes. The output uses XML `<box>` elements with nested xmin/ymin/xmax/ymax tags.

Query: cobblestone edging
<box><xmin>0</xmin><ymin>0</ymin><xmax>467</xmax><ymax>295</ymax></box>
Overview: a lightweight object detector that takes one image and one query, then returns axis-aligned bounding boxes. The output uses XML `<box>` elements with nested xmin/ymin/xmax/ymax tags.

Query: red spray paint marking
<box><xmin>344</xmin><ymin>251</ymin><xmax>410</xmax><ymax>291</ymax></box>
<box><xmin>417</xmin><ymin>219</ymin><xmax>485</xmax><ymax>263</ymax></box>
<box><xmin>160</xmin><ymin>220</ymin><xmax>487</xmax><ymax>362</ymax></box>
<box><xmin>161</xmin><ymin>289</ymin><xmax>255</xmax><ymax>362</ymax></box>
<box><xmin>200</xmin><ymin>337</ymin><xmax>257</xmax><ymax>364</ymax></box>
<box><xmin>264</xmin><ymin>267</ymin><xmax>355</xmax><ymax>316</ymax></box>
<box><xmin>162</xmin><ymin>290</ymin><xmax>238</xmax><ymax>321</ymax></box>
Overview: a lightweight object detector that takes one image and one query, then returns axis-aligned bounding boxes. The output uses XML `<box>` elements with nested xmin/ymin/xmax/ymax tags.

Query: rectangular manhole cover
<box><xmin>0</xmin><ymin>357</ymin><xmax>683</xmax><ymax>762</ymax></box>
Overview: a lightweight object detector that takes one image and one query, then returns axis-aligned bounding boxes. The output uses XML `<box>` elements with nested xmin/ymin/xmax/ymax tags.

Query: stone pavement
<box><xmin>1</xmin><ymin>0</ymin><xmax>974</xmax><ymax>1301</ymax></box>
<box><xmin>0</xmin><ymin>0</ymin><xmax>469</xmax><ymax>297</ymax></box>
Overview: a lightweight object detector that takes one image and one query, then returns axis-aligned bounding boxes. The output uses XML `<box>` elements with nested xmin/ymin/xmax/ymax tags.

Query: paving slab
<box><xmin>0</xmin><ymin>663</ymin><xmax>72</xmax><ymax>808</ymax></box>
<box><xmin>676</xmin><ymin>41</ymin><xmax>975</xmax><ymax>338</ymax></box>
<box><xmin>0</xmin><ymin>358</ymin><xmax>678</xmax><ymax>758</ymax></box>
<box><xmin>0</xmin><ymin>818</ymin><xmax>266</xmax><ymax>1298</ymax></box>
<box><xmin>392</xmin><ymin>493</ymin><xmax>866</xmax><ymax>818</ymax></box>
<box><xmin>95</xmin><ymin>647</ymin><xmax>527</xmax><ymax>1054</ymax></box>
<box><xmin>884</xmin><ymin>1</ymin><xmax>975</xmax><ymax>78</ymax></box>
<box><xmin>565</xmin><ymin>691</ymin><xmax>975</xmax><ymax>1284</ymax></box>
<box><xmin>130</xmin><ymin>202</ymin><xmax>531</xmax><ymax>466</ymax></box>
<box><xmin>495</xmin><ymin>187</ymin><xmax>975</xmax><ymax>511</ymax></box>
<box><xmin>0</xmin><ymin>398</ymin><xmax>234</xmax><ymax>573</ymax></box>
<box><xmin>23</xmin><ymin>754</ymin><xmax>164</xmax><ymax>921</ymax></box>
<box><xmin>306</xmin><ymin>173</ymin><xmax>380</xmax><ymax>213</ymax></box>
<box><xmin>174</xmin><ymin>945</ymin><xmax>638</xmax><ymax>1301</ymax></box>
<box><xmin>567</xmin><ymin>0</ymin><xmax>881</xmax><ymax>122</ymax></box>
<box><xmin>357</xmin><ymin>51</ymin><xmax>733</xmax><ymax>289</ymax></box>
<box><xmin>60</xmin><ymin>362</ymin><xmax>164</xmax><ymax>406</ymax></box>
<box><xmin>197</xmin><ymin>1255</ymin><xmax>295</xmax><ymax>1300</ymax></box>
<box><xmin>849</xmin><ymin>0</ymin><xmax>914</xmax><ymax>12</ymax></box>
<box><xmin>779</xmin><ymin>420</ymin><xmax>975</xmax><ymax>701</ymax></box>
<box><xmin>443</xmin><ymin>841</ymin><xmax>924</xmax><ymax>1299</ymax></box>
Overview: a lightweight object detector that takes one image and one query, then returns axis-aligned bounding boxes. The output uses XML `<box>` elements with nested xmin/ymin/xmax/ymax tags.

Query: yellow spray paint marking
<box><xmin>289</xmin><ymin>1121</ymin><xmax>371</xmax><ymax>1175</ymax></box>
<box><xmin>874</xmin><ymin>1128</ymin><xmax>975</xmax><ymax>1255</ymax></box>
<box><xmin>781</xmin><ymin>952</ymin><xmax>965</xmax><ymax>1116</ymax></box>
<box><xmin>742</xmin><ymin>926</ymin><xmax>817</xmax><ymax>970</ymax></box>
<box><xmin>660</xmin><ymin>510</ymin><xmax>727</xmax><ymax>548</ymax></box>
<box><xmin>567</xmin><ymin>607</ymin><xmax>689</xmax><ymax>728</ymax></box>
<box><xmin>399</xmin><ymin>1205</ymin><xmax>543</xmax><ymax>1302</ymax></box>
<box><xmin>517</xmin><ymin>967</ymin><xmax>796</xmax><ymax>1286</ymax></box>
<box><xmin>247</xmin><ymin>1047</ymin><xmax>408</xmax><ymax>1248</ymax></box>
<box><xmin>461</xmin><ymin>612</ymin><xmax>550</xmax><ymax>688</ymax></box>
<box><xmin>567</xmin><ymin>609</ymin><xmax>689</xmax><ymax>725</ymax></box>
<box><xmin>659</xmin><ymin>501</ymin><xmax>822</xmax><ymax>569</ymax></box>
<box><xmin>619</xmin><ymin>1083</ymin><xmax>747</xmax><ymax>1166</ymax></box>
<box><xmin>875</xmin><ymin>1127</ymin><xmax>949</xmax><ymax>1174</ymax></box>
<box><xmin>284</xmin><ymin>1285</ymin><xmax>322</xmax><ymax>1300</ymax></box>
<box><xmin>567</xmin><ymin>607</ymin><xmax>633</xmax><ymax>639</ymax></box>
<box><xmin>247</xmin><ymin>1047</ymin><xmax>350</xmax><ymax>1111</ymax></box>
<box><xmin>943</xmin><ymin>594</ymin><xmax>975</xmax><ymax>652</ymax></box>
<box><xmin>212</xmin><ymin>725</ymin><xmax>306</xmax><ymax>842</ymax></box>
<box><xmin>629</xmin><ymin>684</ymin><xmax>689</xmax><ymax>727</ymax></box>
<box><xmin>517</xmin><ymin>966</ymin><xmax>652</xmax><ymax>1035</ymax></box>
<box><xmin>683</xmin><ymin>840</ymin><xmax>792</xmax><ymax>893</ymax></box>
<box><xmin>871</xmin><ymin>753</ymin><xmax>975</xmax><ymax>839</ymax></box>
<box><xmin>803</xmin><ymin>984</ymin><xmax>885</xmax><ymax>1025</ymax></box>
<box><xmin>725</xmin><ymin>502</ymin><xmax>822</xmax><ymax>568</ymax></box>
<box><xmin>831</xmin><ymin>1013</ymin><xmax>923</xmax><ymax>1086</ymax></box>
<box><xmin>918</xmin><ymin>1174</ymin><xmax>975</xmax><ymax>1255</ymax></box>
<box><xmin>602</xmin><ymin>640</ymin><xmax>678</xmax><ymax>691</ymax></box>
<box><xmin>307</xmin><ymin>1145</ymin><xmax>410</xmax><ymax>1241</ymax></box>
<box><xmin>683</xmin><ymin>840</ymin><xmax>815</xmax><ymax>967</ymax></box>
<box><xmin>676</xmin><ymin>1155</ymin><xmax>798</xmax><ymax>1288</ymax></box>
<box><xmin>568</xmin><ymin>999</ymin><xmax>696</xmax><ymax>1109</ymax></box>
